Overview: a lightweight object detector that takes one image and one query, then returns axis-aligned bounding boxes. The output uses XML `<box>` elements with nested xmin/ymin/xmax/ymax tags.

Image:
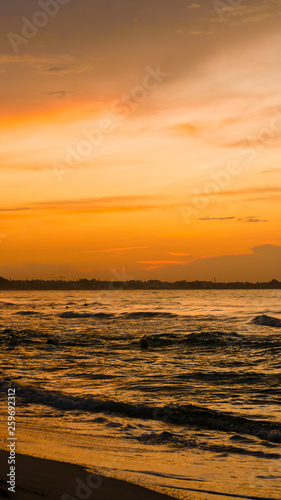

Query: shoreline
<box><xmin>0</xmin><ymin>449</ymin><xmax>177</xmax><ymax>500</ymax></box>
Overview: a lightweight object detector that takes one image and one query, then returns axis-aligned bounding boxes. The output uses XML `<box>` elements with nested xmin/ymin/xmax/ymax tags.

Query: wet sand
<box><xmin>0</xmin><ymin>449</ymin><xmax>177</xmax><ymax>500</ymax></box>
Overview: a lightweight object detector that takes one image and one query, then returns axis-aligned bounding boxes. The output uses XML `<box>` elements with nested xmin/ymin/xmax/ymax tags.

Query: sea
<box><xmin>0</xmin><ymin>290</ymin><xmax>280</xmax><ymax>500</ymax></box>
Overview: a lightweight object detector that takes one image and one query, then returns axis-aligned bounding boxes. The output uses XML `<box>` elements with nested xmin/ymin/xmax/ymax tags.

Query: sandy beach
<box><xmin>0</xmin><ymin>449</ymin><xmax>177</xmax><ymax>500</ymax></box>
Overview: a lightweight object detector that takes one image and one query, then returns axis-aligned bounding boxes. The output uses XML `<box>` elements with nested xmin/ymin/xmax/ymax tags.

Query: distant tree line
<box><xmin>0</xmin><ymin>276</ymin><xmax>281</xmax><ymax>290</ymax></box>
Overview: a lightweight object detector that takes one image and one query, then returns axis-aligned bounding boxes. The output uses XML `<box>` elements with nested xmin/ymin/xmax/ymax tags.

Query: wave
<box><xmin>59</xmin><ymin>310</ymin><xmax>178</xmax><ymax>319</ymax></box>
<box><xmin>1</xmin><ymin>325</ymin><xmax>280</xmax><ymax>352</ymax></box>
<box><xmin>14</xmin><ymin>311</ymin><xmax>39</xmax><ymax>316</ymax></box>
<box><xmin>1</xmin><ymin>382</ymin><xmax>280</xmax><ymax>443</ymax></box>
<box><xmin>120</xmin><ymin>311</ymin><xmax>178</xmax><ymax>319</ymax></box>
<box><xmin>135</xmin><ymin>431</ymin><xmax>281</xmax><ymax>459</ymax></box>
<box><xmin>140</xmin><ymin>331</ymin><xmax>280</xmax><ymax>349</ymax></box>
<box><xmin>57</xmin><ymin>310</ymin><xmax>233</xmax><ymax>323</ymax></box>
<box><xmin>144</xmin><ymin>330</ymin><xmax>245</xmax><ymax>348</ymax></box>
<box><xmin>252</xmin><ymin>315</ymin><xmax>281</xmax><ymax>328</ymax></box>
<box><xmin>177</xmin><ymin>371</ymin><xmax>281</xmax><ymax>384</ymax></box>
<box><xmin>0</xmin><ymin>328</ymin><xmax>58</xmax><ymax>347</ymax></box>
<box><xmin>59</xmin><ymin>311</ymin><xmax>114</xmax><ymax>319</ymax></box>
<box><xmin>182</xmin><ymin>330</ymin><xmax>243</xmax><ymax>345</ymax></box>
<box><xmin>91</xmin><ymin>302</ymin><xmax>106</xmax><ymax>307</ymax></box>
<box><xmin>56</xmin><ymin>310</ymin><xmax>246</xmax><ymax>325</ymax></box>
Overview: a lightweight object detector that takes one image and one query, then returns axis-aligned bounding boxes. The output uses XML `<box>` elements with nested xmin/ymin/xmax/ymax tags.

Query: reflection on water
<box><xmin>0</xmin><ymin>290</ymin><xmax>281</xmax><ymax>499</ymax></box>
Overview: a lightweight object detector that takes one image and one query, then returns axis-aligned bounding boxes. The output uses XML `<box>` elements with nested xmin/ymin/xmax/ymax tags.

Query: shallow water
<box><xmin>0</xmin><ymin>290</ymin><xmax>280</xmax><ymax>499</ymax></box>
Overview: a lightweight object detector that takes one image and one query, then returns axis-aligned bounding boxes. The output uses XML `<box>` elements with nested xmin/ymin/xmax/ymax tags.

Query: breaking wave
<box><xmin>1</xmin><ymin>382</ymin><xmax>280</xmax><ymax>444</ymax></box>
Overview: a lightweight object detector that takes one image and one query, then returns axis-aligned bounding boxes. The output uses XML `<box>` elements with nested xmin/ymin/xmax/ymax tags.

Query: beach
<box><xmin>0</xmin><ymin>449</ymin><xmax>177</xmax><ymax>500</ymax></box>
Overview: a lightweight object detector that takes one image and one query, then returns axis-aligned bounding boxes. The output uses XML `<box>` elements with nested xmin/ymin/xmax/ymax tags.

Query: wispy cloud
<box><xmin>167</xmin><ymin>252</ymin><xmax>191</xmax><ymax>257</ymax></box>
<box><xmin>83</xmin><ymin>246</ymin><xmax>150</xmax><ymax>254</ymax></box>
<box><xmin>170</xmin><ymin>116</ymin><xmax>242</xmax><ymax>139</ymax></box>
<box><xmin>199</xmin><ymin>217</ymin><xmax>235</xmax><ymax>221</ymax></box>
<box><xmin>0</xmin><ymin>53</ymin><xmax>90</xmax><ymax>75</ymax></box>
<box><xmin>48</xmin><ymin>91</ymin><xmax>74</xmax><ymax>99</ymax></box>
<box><xmin>137</xmin><ymin>260</ymin><xmax>191</xmax><ymax>271</ymax></box>
<box><xmin>187</xmin><ymin>3</ymin><xmax>201</xmax><ymax>9</ymax></box>
<box><xmin>0</xmin><ymin>195</ymin><xmax>177</xmax><ymax>216</ymax></box>
<box><xmin>260</xmin><ymin>168</ymin><xmax>281</xmax><ymax>174</ymax></box>
<box><xmin>0</xmin><ymin>207</ymin><xmax>30</xmax><ymax>212</ymax></box>
<box><xmin>210</xmin><ymin>3</ymin><xmax>276</xmax><ymax>26</ymax></box>
<box><xmin>207</xmin><ymin>186</ymin><xmax>281</xmax><ymax>198</ymax></box>
<box><xmin>251</xmin><ymin>243</ymin><xmax>281</xmax><ymax>255</ymax></box>
<box><xmin>188</xmin><ymin>30</ymin><xmax>213</xmax><ymax>35</ymax></box>
<box><xmin>231</xmin><ymin>12</ymin><xmax>274</xmax><ymax>26</ymax></box>
<box><xmin>171</xmin><ymin>122</ymin><xmax>202</xmax><ymax>135</ymax></box>
<box><xmin>238</xmin><ymin>217</ymin><xmax>268</xmax><ymax>223</ymax></box>
<box><xmin>48</xmin><ymin>66</ymin><xmax>70</xmax><ymax>72</ymax></box>
<box><xmin>198</xmin><ymin>216</ymin><xmax>268</xmax><ymax>223</ymax></box>
<box><xmin>139</xmin><ymin>245</ymin><xmax>281</xmax><ymax>281</ymax></box>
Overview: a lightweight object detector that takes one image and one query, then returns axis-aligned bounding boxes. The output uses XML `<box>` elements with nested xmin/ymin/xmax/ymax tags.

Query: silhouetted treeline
<box><xmin>0</xmin><ymin>276</ymin><xmax>281</xmax><ymax>290</ymax></box>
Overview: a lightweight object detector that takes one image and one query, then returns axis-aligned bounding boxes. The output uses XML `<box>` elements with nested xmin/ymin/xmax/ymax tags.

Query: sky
<box><xmin>0</xmin><ymin>0</ymin><xmax>281</xmax><ymax>281</ymax></box>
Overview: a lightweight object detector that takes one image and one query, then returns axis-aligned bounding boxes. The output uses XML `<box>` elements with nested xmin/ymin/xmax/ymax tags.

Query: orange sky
<box><xmin>1</xmin><ymin>0</ymin><xmax>281</xmax><ymax>281</ymax></box>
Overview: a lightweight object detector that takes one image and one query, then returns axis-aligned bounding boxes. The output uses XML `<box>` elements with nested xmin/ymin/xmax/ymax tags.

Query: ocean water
<box><xmin>0</xmin><ymin>290</ymin><xmax>281</xmax><ymax>500</ymax></box>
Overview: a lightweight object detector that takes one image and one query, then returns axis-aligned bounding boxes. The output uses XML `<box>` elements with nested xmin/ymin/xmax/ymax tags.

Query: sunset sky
<box><xmin>1</xmin><ymin>0</ymin><xmax>281</xmax><ymax>281</ymax></box>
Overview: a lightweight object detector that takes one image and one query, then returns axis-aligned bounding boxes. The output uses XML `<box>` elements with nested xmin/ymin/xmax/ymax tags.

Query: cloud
<box><xmin>168</xmin><ymin>252</ymin><xmax>191</xmax><ymax>257</ymax></box>
<box><xmin>48</xmin><ymin>66</ymin><xmax>69</xmax><ymax>72</ymax></box>
<box><xmin>251</xmin><ymin>244</ymin><xmax>281</xmax><ymax>256</ymax></box>
<box><xmin>238</xmin><ymin>217</ymin><xmax>268</xmax><ymax>223</ymax></box>
<box><xmin>188</xmin><ymin>30</ymin><xmax>213</xmax><ymax>35</ymax></box>
<box><xmin>3</xmin><ymin>246</ymin><xmax>281</xmax><ymax>281</ymax></box>
<box><xmin>199</xmin><ymin>217</ymin><xmax>236</xmax><ymax>221</ymax></box>
<box><xmin>231</xmin><ymin>12</ymin><xmax>274</xmax><ymax>26</ymax></box>
<box><xmin>210</xmin><ymin>3</ymin><xmax>276</xmax><ymax>26</ymax></box>
<box><xmin>0</xmin><ymin>207</ymin><xmax>30</xmax><ymax>212</ymax></box>
<box><xmin>198</xmin><ymin>216</ymin><xmax>268</xmax><ymax>223</ymax></box>
<box><xmin>171</xmin><ymin>122</ymin><xmax>202</xmax><ymax>135</ymax></box>
<box><xmin>47</xmin><ymin>91</ymin><xmax>74</xmax><ymax>99</ymax></box>
<box><xmin>260</xmin><ymin>168</ymin><xmax>281</xmax><ymax>174</ymax></box>
<box><xmin>223</xmin><ymin>132</ymin><xmax>281</xmax><ymax>149</ymax></box>
<box><xmin>0</xmin><ymin>53</ymin><xmax>90</xmax><ymax>75</ymax></box>
<box><xmin>0</xmin><ymin>195</ymin><xmax>178</xmax><ymax>216</ymax></box>
<box><xmin>141</xmin><ymin>245</ymin><xmax>281</xmax><ymax>281</ymax></box>
<box><xmin>185</xmin><ymin>244</ymin><xmax>281</xmax><ymax>281</ymax></box>
<box><xmin>187</xmin><ymin>3</ymin><xmax>201</xmax><ymax>9</ymax></box>
<box><xmin>207</xmin><ymin>186</ymin><xmax>281</xmax><ymax>198</ymax></box>
<box><xmin>83</xmin><ymin>246</ymin><xmax>150</xmax><ymax>254</ymax></box>
<box><xmin>137</xmin><ymin>260</ymin><xmax>191</xmax><ymax>271</ymax></box>
<box><xmin>2</xmin><ymin>191</ymin><xmax>274</xmax><ymax>220</ymax></box>
<box><xmin>170</xmin><ymin>116</ymin><xmax>242</xmax><ymax>139</ymax></box>
<box><xmin>34</xmin><ymin>195</ymin><xmax>173</xmax><ymax>214</ymax></box>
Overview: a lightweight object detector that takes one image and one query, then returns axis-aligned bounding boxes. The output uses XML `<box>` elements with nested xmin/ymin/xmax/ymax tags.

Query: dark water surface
<box><xmin>0</xmin><ymin>290</ymin><xmax>280</xmax><ymax>499</ymax></box>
